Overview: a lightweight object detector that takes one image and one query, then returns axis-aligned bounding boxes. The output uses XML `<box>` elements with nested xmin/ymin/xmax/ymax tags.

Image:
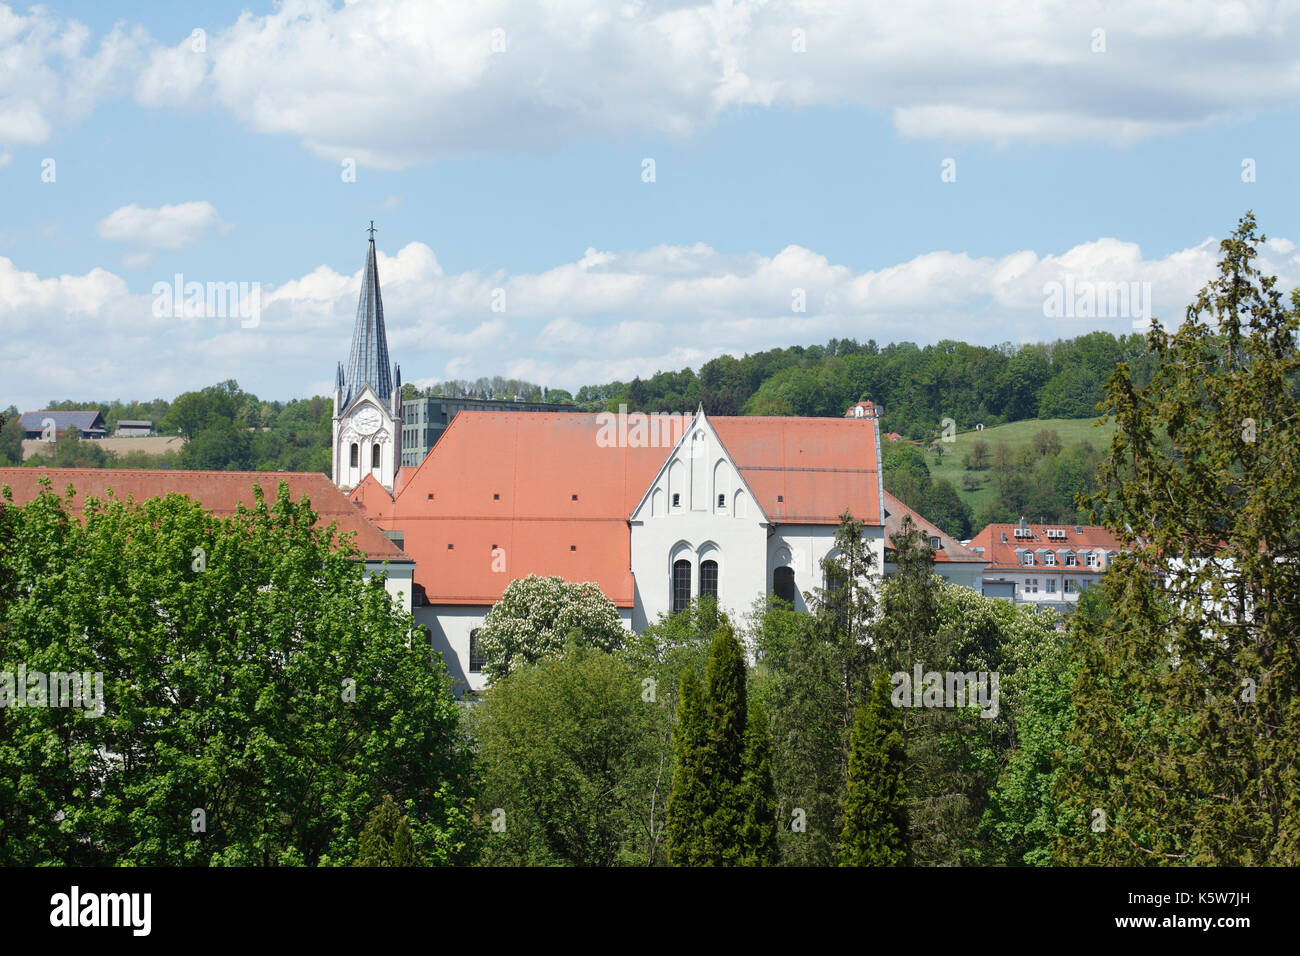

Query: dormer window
<box><xmin>1021</xmin><ymin>552</ymin><xmax>1034</xmax><ymax>566</ymax></box>
<box><xmin>1085</xmin><ymin>552</ymin><xmax>1099</xmax><ymax>568</ymax></box>
<box><xmin>928</xmin><ymin>536</ymin><xmax>941</xmax><ymax>550</ymax></box>
<box><xmin>1044</xmin><ymin>552</ymin><xmax>1056</xmax><ymax>566</ymax></box>
<box><xmin>1064</xmin><ymin>552</ymin><xmax>1077</xmax><ymax>567</ymax></box>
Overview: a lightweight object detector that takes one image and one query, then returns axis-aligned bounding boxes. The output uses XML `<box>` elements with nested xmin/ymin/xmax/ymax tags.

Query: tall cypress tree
<box><xmin>840</xmin><ymin>671</ymin><xmax>909</xmax><ymax>866</ymax></box>
<box><xmin>665</xmin><ymin>667</ymin><xmax>707</xmax><ymax>865</ymax></box>
<box><xmin>739</xmin><ymin>702</ymin><xmax>778</xmax><ymax>866</ymax></box>
<box><xmin>699</xmin><ymin>620</ymin><xmax>748</xmax><ymax>864</ymax></box>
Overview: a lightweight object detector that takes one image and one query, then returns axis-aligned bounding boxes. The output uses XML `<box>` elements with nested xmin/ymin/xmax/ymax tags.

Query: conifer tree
<box><xmin>1057</xmin><ymin>211</ymin><xmax>1300</xmax><ymax>864</ymax></box>
<box><xmin>355</xmin><ymin>794</ymin><xmax>419</xmax><ymax>867</ymax></box>
<box><xmin>738</xmin><ymin>702</ymin><xmax>778</xmax><ymax>865</ymax></box>
<box><xmin>698</xmin><ymin>620</ymin><xmax>748</xmax><ymax>864</ymax></box>
<box><xmin>665</xmin><ymin>667</ymin><xmax>707</xmax><ymax>865</ymax></box>
<box><xmin>840</xmin><ymin>671</ymin><xmax>909</xmax><ymax>866</ymax></box>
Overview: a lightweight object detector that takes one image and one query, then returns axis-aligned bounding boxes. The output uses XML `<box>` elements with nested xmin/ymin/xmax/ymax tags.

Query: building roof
<box><xmin>0</xmin><ymin>468</ymin><xmax>408</xmax><ymax>563</ymax></box>
<box><xmin>967</xmin><ymin>521</ymin><xmax>1127</xmax><ymax>571</ymax></box>
<box><xmin>116</xmin><ymin>420</ymin><xmax>152</xmax><ymax>428</ymax></box>
<box><xmin>882</xmin><ymin>491</ymin><xmax>985</xmax><ymax>565</ymax></box>
<box><xmin>19</xmin><ymin>411</ymin><xmax>105</xmax><ymax>432</ymax></box>
<box><xmin>341</xmin><ymin>230</ymin><xmax>395</xmax><ymax>408</ymax></box>
<box><xmin>371</xmin><ymin>410</ymin><xmax>882</xmax><ymax>607</ymax></box>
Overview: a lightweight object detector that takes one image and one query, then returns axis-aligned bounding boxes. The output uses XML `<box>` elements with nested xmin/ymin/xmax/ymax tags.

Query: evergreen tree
<box><xmin>1057</xmin><ymin>211</ymin><xmax>1300</xmax><ymax>864</ymax></box>
<box><xmin>738</xmin><ymin>702</ymin><xmax>778</xmax><ymax>865</ymax></box>
<box><xmin>665</xmin><ymin>668</ymin><xmax>707</xmax><ymax>865</ymax></box>
<box><xmin>840</xmin><ymin>671</ymin><xmax>909</xmax><ymax>866</ymax></box>
<box><xmin>355</xmin><ymin>795</ymin><xmax>419</xmax><ymax>867</ymax></box>
<box><xmin>698</xmin><ymin>620</ymin><xmax>748</xmax><ymax>864</ymax></box>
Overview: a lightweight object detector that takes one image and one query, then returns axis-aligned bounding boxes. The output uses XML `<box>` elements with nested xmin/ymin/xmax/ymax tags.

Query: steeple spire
<box><xmin>342</xmin><ymin>224</ymin><xmax>393</xmax><ymax>408</ymax></box>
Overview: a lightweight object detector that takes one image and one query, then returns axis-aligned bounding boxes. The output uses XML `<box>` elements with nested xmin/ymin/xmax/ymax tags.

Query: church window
<box><xmin>700</xmin><ymin>560</ymin><xmax>718</xmax><ymax>599</ymax></box>
<box><xmin>671</xmin><ymin>493</ymin><xmax>680</xmax><ymax>508</ymax></box>
<box><xmin>773</xmin><ymin>567</ymin><xmax>796</xmax><ymax>604</ymax></box>
<box><xmin>717</xmin><ymin>493</ymin><xmax>726</xmax><ymax>509</ymax></box>
<box><xmin>469</xmin><ymin>629</ymin><xmax>485</xmax><ymax>673</ymax></box>
<box><xmin>350</xmin><ymin>443</ymin><xmax>359</xmax><ymax>468</ymax></box>
<box><xmin>672</xmin><ymin>560</ymin><xmax>691</xmax><ymax>613</ymax></box>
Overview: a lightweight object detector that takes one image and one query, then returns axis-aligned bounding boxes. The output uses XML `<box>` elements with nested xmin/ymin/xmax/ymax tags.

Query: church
<box><xmin>331</xmin><ymin>228</ymin><xmax>982</xmax><ymax>693</ymax></box>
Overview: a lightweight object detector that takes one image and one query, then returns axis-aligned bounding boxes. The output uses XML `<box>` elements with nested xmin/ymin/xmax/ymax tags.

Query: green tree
<box><xmin>0</xmin><ymin>407</ymin><xmax>22</xmax><ymax>465</ymax></box>
<box><xmin>665</xmin><ymin>668</ymin><xmax>708</xmax><ymax>864</ymax></box>
<box><xmin>0</xmin><ymin>478</ymin><xmax>478</xmax><ymax>866</ymax></box>
<box><xmin>738</xmin><ymin>702</ymin><xmax>778</xmax><ymax>865</ymax></box>
<box><xmin>840</xmin><ymin>671</ymin><xmax>909</xmax><ymax>866</ymax></box>
<box><xmin>355</xmin><ymin>795</ymin><xmax>419</xmax><ymax>866</ymax></box>
<box><xmin>1057</xmin><ymin>211</ymin><xmax>1300</xmax><ymax>865</ymax></box>
<box><xmin>474</xmin><ymin>643</ymin><xmax>662</xmax><ymax>866</ymax></box>
<box><xmin>476</xmin><ymin>574</ymin><xmax>625</xmax><ymax>683</ymax></box>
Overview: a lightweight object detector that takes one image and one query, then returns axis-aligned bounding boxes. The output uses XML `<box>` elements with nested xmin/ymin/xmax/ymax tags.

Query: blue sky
<box><xmin>2</xmin><ymin>0</ymin><xmax>1299</xmax><ymax>408</ymax></box>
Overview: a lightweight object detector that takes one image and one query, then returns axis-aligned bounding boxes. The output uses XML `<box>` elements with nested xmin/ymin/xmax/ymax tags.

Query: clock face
<box><xmin>354</xmin><ymin>407</ymin><xmax>382</xmax><ymax>434</ymax></box>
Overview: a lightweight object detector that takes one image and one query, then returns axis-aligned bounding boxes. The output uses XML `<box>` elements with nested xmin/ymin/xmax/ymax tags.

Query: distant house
<box><xmin>966</xmin><ymin>517</ymin><xmax>1131</xmax><ymax>609</ymax></box>
<box><xmin>20</xmin><ymin>411</ymin><xmax>107</xmax><ymax>440</ymax></box>
<box><xmin>844</xmin><ymin>400</ymin><xmax>883</xmax><ymax>420</ymax></box>
<box><xmin>114</xmin><ymin>420</ymin><xmax>153</xmax><ymax>437</ymax></box>
<box><xmin>882</xmin><ymin>491</ymin><xmax>985</xmax><ymax>591</ymax></box>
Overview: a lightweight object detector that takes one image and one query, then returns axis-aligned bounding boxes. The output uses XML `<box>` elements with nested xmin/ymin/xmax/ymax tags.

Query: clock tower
<box><xmin>332</xmin><ymin>223</ymin><xmax>402</xmax><ymax>492</ymax></box>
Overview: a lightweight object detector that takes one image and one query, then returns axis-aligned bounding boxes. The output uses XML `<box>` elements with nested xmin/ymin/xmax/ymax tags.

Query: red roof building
<box><xmin>966</xmin><ymin>519</ymin><xmax>1128</xmax><ymax>607</ymax></box>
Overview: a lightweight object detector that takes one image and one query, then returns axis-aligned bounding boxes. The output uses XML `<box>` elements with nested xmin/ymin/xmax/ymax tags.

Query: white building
<box><xmin>349</xmin><ymin>405</ymin><xmax>889</xmax><ymax>694</ymax></box>
<box><xmin>967</xmin><ymin>518</ymin><xmax>1127</xmax><ymax>609</ymax></box>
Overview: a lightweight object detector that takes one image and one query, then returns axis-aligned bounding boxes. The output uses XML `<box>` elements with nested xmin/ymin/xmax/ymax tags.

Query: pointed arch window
<box><xmin>372</xmin><ymin>443</ymin><xmax>381</xmax><ymax>469</ymax></box>
<box><xmin>672</xmin><ymin>560</ymin><xmax>692</xmax><ymax>614</ymax></box>
<box><xmin>699</xmin><ymin>560</ymin><xmax>718</xmax><ymax>600</ymax></box>
<box><xmin>349</xmin><ymin>443</ymin><xmax>359</xmax><ymax>468</ymax></box>
<box><xmin>773</xmin><ymin>566</ymin><xmax>796</xmax><ymax>604</ymax></box>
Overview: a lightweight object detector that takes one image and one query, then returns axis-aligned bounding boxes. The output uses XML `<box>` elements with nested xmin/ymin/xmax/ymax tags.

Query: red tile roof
<box><xmin>0</xmin><ymin>468</ymin><xmax>408</xmax><ymax>563</ymax></box>
<box><xmin>967</xmin><ymin>522</ymin><xmax>1126</xmax><ymax>571</ymax></box>
<box><xmin>882</xmin><ymin>491</ymin><xmax>985</xmax><ymax>564</ymax></box>
<box><xmin>374</xmin><ymin>411</ymin><xmax>882</xmax><ymax>607</ymax></box>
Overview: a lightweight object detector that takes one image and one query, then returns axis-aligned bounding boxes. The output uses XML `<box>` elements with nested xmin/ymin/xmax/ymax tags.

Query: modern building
<box><xmin>400</xmin><ymin>394</ymin><xmax>577</xmax><ymax>469</ymax></box>
<box><xmin>20</xmin><ymin>411</ymin><xmax>107</xmax><ymax>440</ymax></box>
<box><xmin>966</xmin><ymin>518</ymin><xmax>1129</xmax><ymax>609</ymax></box>
<box><xmin>882</xmin><ymin>490</ymin><xmax>985</xmax><ymax>591</ymax></box>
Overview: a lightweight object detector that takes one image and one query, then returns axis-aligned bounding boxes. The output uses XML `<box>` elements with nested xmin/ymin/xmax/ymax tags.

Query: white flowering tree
<box><xmin>477</xmin><ymin>574</ymin><xmax>625</xmax><ymax>683</ymax></box>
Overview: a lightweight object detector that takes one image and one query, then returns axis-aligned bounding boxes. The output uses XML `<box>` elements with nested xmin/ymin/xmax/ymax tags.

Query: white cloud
<box><xmin>3</xmin><ymin>229</ymin><xmax>1297</xmax><ymax>410</ymax></box>
<box><xmin>7</xmin><ymin>1</ymin><xmax>1300</xmax><ymax>161</ymax></box>
<box><xmin>96</xmin><ymin>201</ymin><xmax>227</xmax><ymax>249</ymax></box>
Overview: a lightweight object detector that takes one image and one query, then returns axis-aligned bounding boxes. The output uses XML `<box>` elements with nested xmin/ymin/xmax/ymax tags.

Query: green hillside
<box><xmin>918</xmin><ymin>417</ymin><xmax>1117</xmax><ymax>520</ymax></box>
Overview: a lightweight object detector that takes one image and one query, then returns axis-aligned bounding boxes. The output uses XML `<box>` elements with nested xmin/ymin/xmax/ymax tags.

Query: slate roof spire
<box><xmin>342</xmin><ymin>222</ymin><xmax>393</xmax><ymax>408</ymax></box>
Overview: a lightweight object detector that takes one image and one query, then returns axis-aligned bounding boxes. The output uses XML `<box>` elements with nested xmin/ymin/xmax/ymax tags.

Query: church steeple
<box><xmin>342</xmin><ymin>222</ymin><xmax>393</xmax><ymax>408</ymax></box>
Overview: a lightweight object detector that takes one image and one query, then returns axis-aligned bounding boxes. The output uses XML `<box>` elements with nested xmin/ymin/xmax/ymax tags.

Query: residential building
<box><xmin>882</xmin><ymin>490</ymin><xmax>985</xmax><ymax>590</ymax></box>
<box><xmin>114</xmin><ymin>420</ymin><xmax>153</xmax><ymax>437</ymax></box>
<box><xmin>966</xmin><ymin>517</ymin><xmax>1128</xmax><ymax>609</ymax></box>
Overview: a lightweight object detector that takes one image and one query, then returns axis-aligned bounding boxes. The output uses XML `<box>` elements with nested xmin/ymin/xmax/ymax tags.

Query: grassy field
<box><xmin>916</xmin><ymin>416</ymin><xmax>1118</xmax><ymax>518</ymax></box>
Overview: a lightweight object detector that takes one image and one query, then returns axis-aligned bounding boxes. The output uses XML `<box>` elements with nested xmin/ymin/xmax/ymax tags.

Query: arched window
<box><xmin>469</xmin><ymin>629</ymin><xmax>485</xmax><ymax>673</ymax></box>
<box><xmin>372</xmin><ymin>443</ymin><xmax>381</xmax><ymax>469</ymax></box>
<box><xmin>672</xmin><ymin>559</ymin><xmax>692</xmax><ymax>614</ymax></box>
<box><xmin>349</xmin><ymin>443</ymin><xmax>359</xmax><ymax>468</ymax></box>
<box><xmin>699</xmin><ymin>560</ymin><xmax>718</xmax><ymax>600</ymax></box>
<box><xmin>773</xmin><ymin>566</ymin><xmax>796</xmax><ymax>605</ymax></box>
